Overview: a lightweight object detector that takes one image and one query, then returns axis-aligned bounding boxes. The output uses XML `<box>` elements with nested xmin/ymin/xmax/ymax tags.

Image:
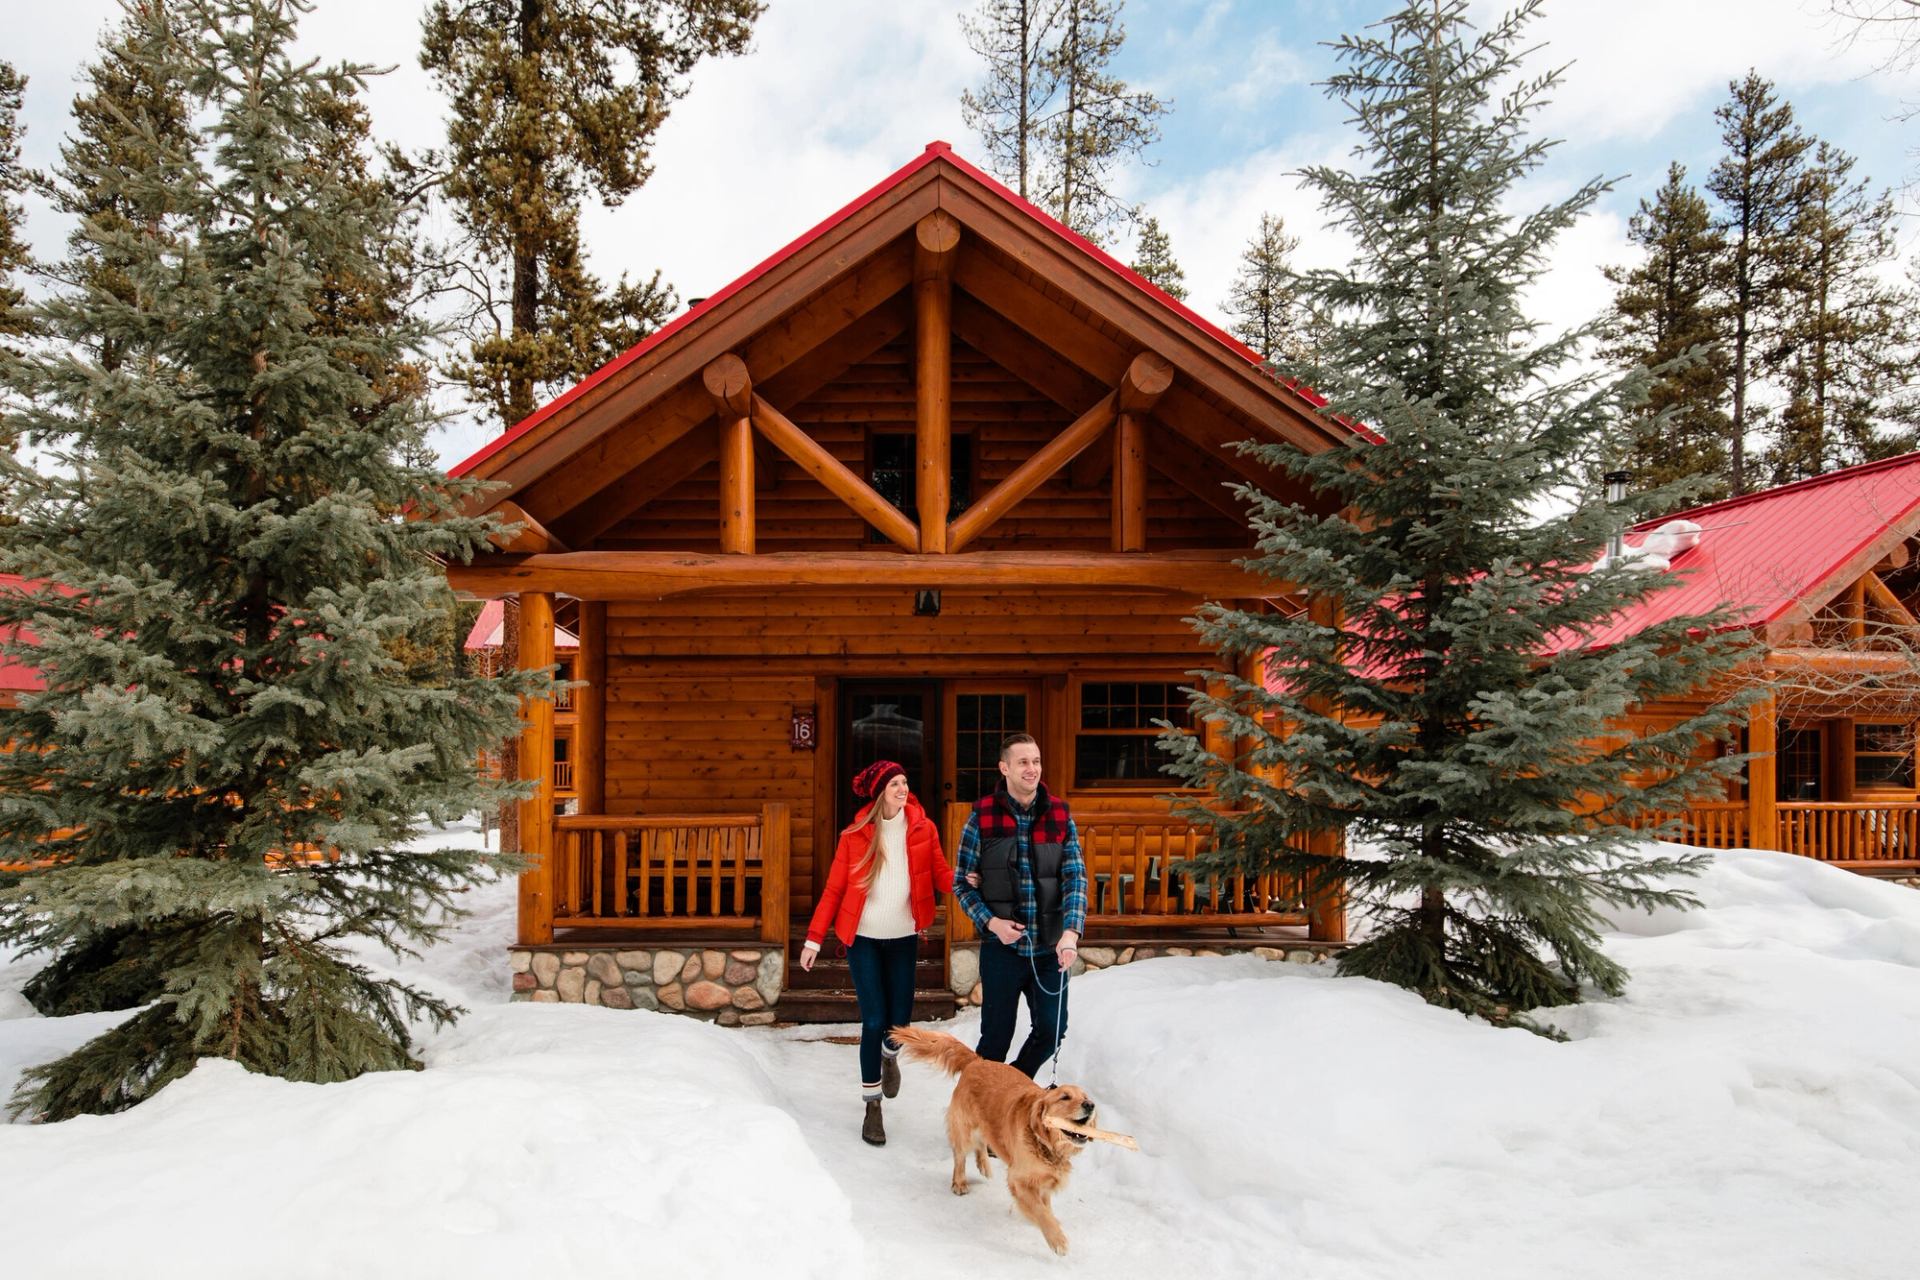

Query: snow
<box><xmin>4</xmin><ymin>829</ymin><xmax>1919</xmax><ymax>1279</ymax></box>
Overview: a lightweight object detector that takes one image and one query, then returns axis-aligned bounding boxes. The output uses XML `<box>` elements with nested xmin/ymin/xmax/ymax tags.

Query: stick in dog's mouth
<box><xmin>1044</xmin><ymin>1115</ymin><xmax>1140</xmax><ymax>1151</ymax></box>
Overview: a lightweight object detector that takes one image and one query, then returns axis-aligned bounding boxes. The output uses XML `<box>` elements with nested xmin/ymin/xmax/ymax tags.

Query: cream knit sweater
<box><xmin>855</xmin><ymin>809</ymin><xmax>915</xmax><ymax>939</ymax></box>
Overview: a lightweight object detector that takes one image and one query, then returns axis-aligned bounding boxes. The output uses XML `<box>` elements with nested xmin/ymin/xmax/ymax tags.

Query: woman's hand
<box><xmin>966</xmin><ymin>872</ymin><xmax>980</xmax><ymax>888</ymax></box>
<box><xmin>799</xmin><ymin>943</ymin><xmax>819</xmax><ymax>972</ymax></box>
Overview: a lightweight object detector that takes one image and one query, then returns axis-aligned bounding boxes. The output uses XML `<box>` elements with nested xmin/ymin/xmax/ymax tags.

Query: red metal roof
<box><xmin>450</xmin><ymin>141</ymin><xmax>1333</xmax><ymax>479</ymax></box>
<box><xmin>1584</xmin><ymin>452</ymin><xmax>1920</xmax><ymax>648</ymax></box>
<box><xmin>0</xmin><ymin>573</ymin><xmax>47</xmax><ymax>694</ymax></box>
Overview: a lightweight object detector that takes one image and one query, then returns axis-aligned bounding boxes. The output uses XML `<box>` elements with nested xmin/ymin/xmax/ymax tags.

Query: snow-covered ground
<box><xmin>4</xmin><ymin>827</ymin><xmax>1919</xmax><ymax>1279</ymax></box>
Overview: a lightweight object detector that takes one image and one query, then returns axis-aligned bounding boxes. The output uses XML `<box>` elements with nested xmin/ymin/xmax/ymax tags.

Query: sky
<box><xmin>10</xmin><ymin>0</ymin><xmax>1920</xmax><ymax>465</ymax></box>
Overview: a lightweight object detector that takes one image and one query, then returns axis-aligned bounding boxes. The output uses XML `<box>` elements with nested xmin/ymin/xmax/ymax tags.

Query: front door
<box><xmin>837</xmin><ymin>681</ymin><xmax>939</xmax><ymax>833</ymax></box>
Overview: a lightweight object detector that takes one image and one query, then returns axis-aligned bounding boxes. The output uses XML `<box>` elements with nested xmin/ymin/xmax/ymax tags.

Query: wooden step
<box><xmin>775</xmin><ymin>988</ymin><xmax>958</xmax><ymax>1024</ymax></box>
<box><xmin>784</xmin><ymin>957</ymin><xmax>948</xmax><ymax>992</ymax></box>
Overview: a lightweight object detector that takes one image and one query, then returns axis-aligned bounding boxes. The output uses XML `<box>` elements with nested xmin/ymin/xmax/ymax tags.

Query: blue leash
<box><xmin>1027</xmin><ymin>947</ymin><xmax>1069</xmax><ymax>1087</ymax></box>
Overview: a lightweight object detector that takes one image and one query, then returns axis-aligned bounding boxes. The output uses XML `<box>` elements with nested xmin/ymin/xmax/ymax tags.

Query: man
<box><xmin>952</xmin><ymin>733</ymin><xmax>1087</xmax><ymax>1078</ymax></box>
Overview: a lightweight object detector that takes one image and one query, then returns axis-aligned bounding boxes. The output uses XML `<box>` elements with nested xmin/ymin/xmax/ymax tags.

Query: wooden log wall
<box><xmin>591</xmin><ymin>336</ymin><xmax>1250</xmax><ymax>553</ymax></box>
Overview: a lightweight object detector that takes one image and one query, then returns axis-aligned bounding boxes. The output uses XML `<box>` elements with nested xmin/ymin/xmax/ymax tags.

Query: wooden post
<box><xmin>1113</xmin><ymin>411</ymin><xmax>1146</xmax><ymax>552</ymax></box>
<box><xmin>486</xmin><ymin>500</ymin><xmax>569</xmax><ymax>555</ymax></box>
<box><xmin>704</xmin><ymin>355</ymin><xmax>756</xmax><ymax>555</ymax></box>
<box><xmin>576</xmin><ymin>601</ymin><xmax>606</xmax><ymax>815</ymax></box>
<box><xmin>516</xmin><ymin>591</ymin><xmax>558</xmax><ymax>945</ymax></box>
<box><xmin>760</xmin><ymin>801</ymin><xmax>791</xmax><ymax>947</ymax></box>
<box><xmin>915</xmin><ymin>211</ymin><xmax>959</xmax><ymax>553</ymax></box>
<box><xmin>1304</xmin><ymin>593</ymin><xmax>1347</xmax><ymax>943</ymax></box>
<box><xmin>1747</xmin><ymin>692</ymin><xmax>1778</xmax><ymax>850</ymax></box>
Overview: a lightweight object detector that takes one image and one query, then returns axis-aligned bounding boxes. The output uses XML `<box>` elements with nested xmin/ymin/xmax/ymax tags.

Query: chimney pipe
<box><xmin>1604</xmin><ymin>470</ymin><xmax>1631</xmax><ymax>563</ymax></box>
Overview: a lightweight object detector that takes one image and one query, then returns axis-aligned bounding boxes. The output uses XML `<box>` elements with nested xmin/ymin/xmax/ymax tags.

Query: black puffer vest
<box><xmin>974</xmin><ymin>782</ymin><xmax>1072</xmax><ymax>948</ymax></box>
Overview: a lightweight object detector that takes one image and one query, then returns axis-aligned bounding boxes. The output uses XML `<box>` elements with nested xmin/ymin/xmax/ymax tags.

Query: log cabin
<box><xmin>443</xmin><ymin>142</ymin><xmax>1360</xmax><ymax>1020</ymax></box>
<box><xmin>1609</xmin><ymin>454</ymin><xmax>1920</xmax><ymax>876</ymax></box>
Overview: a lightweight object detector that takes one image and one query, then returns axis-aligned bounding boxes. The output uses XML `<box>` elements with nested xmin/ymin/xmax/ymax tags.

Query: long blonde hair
<box><xmin>844</xmin><ymin>791</ymin><xmax>907</xmax><ymax>892</ymax></box>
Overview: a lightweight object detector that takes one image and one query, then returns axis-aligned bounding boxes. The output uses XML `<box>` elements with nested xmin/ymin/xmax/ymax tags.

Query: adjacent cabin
<box><xmin>1617</xmin><ymin>455</ymin><xmax>1920</xmax><ymax>873</ymax></box>
<box><xmin>444</xmin><ymin>142</ymin><xmax>1357</xmax><ymax>1019</ymax></box>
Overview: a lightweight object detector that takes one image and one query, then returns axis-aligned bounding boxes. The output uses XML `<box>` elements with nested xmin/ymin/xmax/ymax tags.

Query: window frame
<box><xmin>1067</xmin><ymin>672</ymin><xmax>1209</xmax><ymax>793</ymax></box>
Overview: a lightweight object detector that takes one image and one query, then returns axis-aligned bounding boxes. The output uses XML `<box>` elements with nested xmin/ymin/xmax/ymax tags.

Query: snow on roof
<box><xmin>450</xmin><ymin>141</ymin><xmax>1340</xmax><ymax>481</ymax></box>
<box><xmin>462</xmin><ymin>598</ymin><xmax>579</xmax><ymax>652</ymax></box>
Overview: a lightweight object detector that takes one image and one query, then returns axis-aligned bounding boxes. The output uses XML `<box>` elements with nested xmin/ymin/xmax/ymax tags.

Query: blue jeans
<box><xmin>846</xmin><ymin>934</ymin><xmax>918</xmax><ymax>1087</ymax></box>
<box><xmin>975</xmin><ymin>934</ymin><xmax>1069</xmax><ymax>1078</ymax></box>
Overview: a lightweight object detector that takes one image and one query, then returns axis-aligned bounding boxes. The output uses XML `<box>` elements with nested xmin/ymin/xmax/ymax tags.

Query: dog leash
<box><xmin>1027</xmin><ymin>946</ymin><xmax>1068</xmax><ymax>1088</ymax></box>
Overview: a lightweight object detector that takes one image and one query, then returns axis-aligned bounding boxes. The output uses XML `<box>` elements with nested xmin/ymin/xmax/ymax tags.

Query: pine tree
<box><xmin>1127</xmin><ymin>213</ymin><xmax>1186</xmax><ymax>299</ymax></box>
<box><xmin>0</xmin><ymin>59</ymin><xmax>30</xmax><ymax>353</ymax></box>
<box><xmin>1764</xmin><ymin>141</ymin><xmax>1916</xmax><ymax>480</ymax></box>
<box><xmin>1224</xmin><ymin>212</ymin><xmax>1313</xmax><ymax>366</ymax></box>
<box><xmin>0</xmin><ymin>0</ymin><xmax>545</xmax><ymax>1121</ymax></box>
<box><xmin>1040</xmin><ymin>0</ymin><xmax>1166</xmax><ymax>242</ymax></box>
<box><xmin>960</xmin><ymin>0</ymin><xmax>1064</xmax><ymax>201</ymax></box>
<box><xmin>1600</xmin><ymin>163</ymin><xmax>1733</xmax><ymax>499</ymax></box>
<box><xmin>419</xmin><ymin>0</ymin><xmax>763</xmax><ymax>427</ymax></box>
<box><xmin>1706</xmin><ymin>72</ymin><xmax>1812</xmax><ymax>495</ymax></box>
<box><xmin>1160</xmin><ymin>0</ymin><xmax>1759</xmax><ymax>1034</ymax></box>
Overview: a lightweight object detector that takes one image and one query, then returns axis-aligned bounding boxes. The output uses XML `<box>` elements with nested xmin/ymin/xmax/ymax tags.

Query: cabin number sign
<box><xmin>789</xmin><ymin>708</ymin><xmax>818</xmax><ymax>751</ymax></box>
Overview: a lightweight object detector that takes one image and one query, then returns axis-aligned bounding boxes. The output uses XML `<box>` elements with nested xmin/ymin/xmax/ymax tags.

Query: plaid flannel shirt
<box><xmin>953</xmin><ymin>796</ymin><xmax>1086</xmax><ymax>958</ymax></box>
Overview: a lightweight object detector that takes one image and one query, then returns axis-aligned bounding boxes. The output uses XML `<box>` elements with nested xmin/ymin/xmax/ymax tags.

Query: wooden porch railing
<box><xmin>1778</xmin><ymin>801</ymin><xmax>1920</xmax><ymax>868</ymax></box>
<box><xmin>549</xmin><ymin>803</ymin><xmax>790</xmax><ymax>943</ymax></box>
<box><xmin>1626</xmin><ymin>800</ymin><xmax>1749</xmax><ymax>850</ymax></box>
<box><xmin>943</xmin><ymin>804</ymin><xmax>1309</xmax><ymax>941</ymax></box>
<box><xmin>551</xmin><ymin>759</ymin><xmax>575</xmax><ymax>793</ymax></box>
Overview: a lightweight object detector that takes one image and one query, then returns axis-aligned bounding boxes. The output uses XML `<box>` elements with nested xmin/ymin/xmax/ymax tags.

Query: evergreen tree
<box><xmin>960</xmin><ymin>0</ymin><xmax>1064</xmax><ymax>201</ymax></box>
<box><xmin>1040</xmin><ymin>0</ymin><xmax>1166</xmax><ymax>242</ymax></box>
<box><xmin>1224</xmin><ymin>211</ymin><xmax>1312</xmax><ymax>366</ymax></box>
<box><xmin>0</xmin><ymin>0</ymin><xmax>545</xmax><ymax>1121</ymax></box>
<box><xmin>1128</xmin><ymin>213</ymin><xmax>1186</xmax><ymax>299</ymax></box>
<box><xmin>0</xmin><ymin>59</ymin><xmax>30</xmax><ymax>353</ymax></box>
<box><xmin>419</xmin><ymin>0</ymin><xmax>763</xmax><ymax>427</ymax></box>
<box><xmin>1706</xmin><ymin>72</ymin><xmax>1812</xmax><ymax>495</ymax></box>
<box><xmin>1764</xmin><ymin>141</ymin><xmax>1916</xmax><ymax>480</ymax></box>
<box><xmin>960</xmin><ymin>0</ymin><xmax>1164</xmax><ymax>242</ymax></box>
<box><xmin>33</xmin><ymin>3</ymin><xmax>195</xmax><ymax>374</ymax></box>
<box><xmin>1600</xmin><ymin>163</ymin><xmax>1732</xmax><ymax>499</ymax></box>
<box><xmin>1161</xmin><ymin>0</ymin><xmax>1759</xmax><ymax>1033</ymax></box>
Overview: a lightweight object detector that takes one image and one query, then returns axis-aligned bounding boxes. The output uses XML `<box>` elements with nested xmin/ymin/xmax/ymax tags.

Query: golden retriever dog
<box><xmin>890</xmin><ymin>1026</ymin><xmax>1097</xmax><ymax>1256</ymax></box>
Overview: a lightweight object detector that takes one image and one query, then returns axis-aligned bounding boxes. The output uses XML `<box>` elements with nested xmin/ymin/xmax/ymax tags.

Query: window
<box><xmin>1777</xmin><ymin>726</ymin><xmax>1824</xmax><ymax>801</ymax></box>
<box><xmin>954</xmin><ymin>692</ymin><xmax>1028</xmax><ymax>805</ymax></box>
<box><xmin>1855</xmin><ymin>722</ymin><xmax>1916</xmax><ymax>790</ymax></box>
<box><xmin>867</xmin><ymin>433</ymin><xmax>972</xmax><ymax>540</ymax></box>
<box><xmin>1075</xmin><ymin>681</ymin><xmax>1192</xmax><ymax>788</ymax></box>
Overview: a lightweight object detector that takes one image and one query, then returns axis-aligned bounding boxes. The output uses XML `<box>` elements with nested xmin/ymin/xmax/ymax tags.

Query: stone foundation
<box><xmin>509</xmin><ymin>945</ymin><xmax>784</xmax><ymax>1026</ymax></box>
<box><xmin>946</xmin><ymin>940</ymin><xmax>1336</xmax><ymax>1005</ymax></box>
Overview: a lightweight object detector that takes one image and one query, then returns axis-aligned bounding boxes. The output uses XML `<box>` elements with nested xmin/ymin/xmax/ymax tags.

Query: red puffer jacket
<box><xmin>806</xmin><ymin>794</ymin><xmax>955</xmax><ymax>947</ymax></box>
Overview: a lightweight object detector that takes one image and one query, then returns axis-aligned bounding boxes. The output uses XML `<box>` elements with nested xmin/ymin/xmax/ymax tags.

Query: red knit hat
<box><xmin>852</xmin><ymin>759</ymin><xmax>907</xmax><ymax>800</ymax></box>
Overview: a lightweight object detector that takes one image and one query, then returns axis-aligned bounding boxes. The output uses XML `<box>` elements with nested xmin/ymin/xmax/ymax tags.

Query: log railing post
<box><xmin>1747</xmin><ymin>692</ymin><xmax>1779</xmax><ymax>851</ymax></box>
<box><xmin>704</xmin><ymin>355</ymin><xmax>756</xmax><ymax>555</ymax></box>
<box><xmin>516</xmin><ymin>590</ymin><xmax>558</xmax><ymax>945</ymax></box>
<box><xmin>576</xmin><ymin>600</ymin><xmax>606</xmax><ymax>815</ymax></box>
<box><xmin>1304</xmin><ymin>592</ymin><xmax>1347</xmax><ymax>943</ymax></box>
<box><xmin>915</xmin><ymin>211</ymin><xmax>959</xmax><ymax>553</ymax></box>
<box><xmin>760</xmin><ymin>801</ymin><xmax>790</xmax><ymax>946</ymax></box>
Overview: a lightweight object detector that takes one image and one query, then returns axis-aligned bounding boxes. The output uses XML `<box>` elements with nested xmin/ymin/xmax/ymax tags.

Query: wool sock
<box><xmin>862</xmin><ymin>1083</ymin><xmax>882</xmax><ymax>1101</ymax></box>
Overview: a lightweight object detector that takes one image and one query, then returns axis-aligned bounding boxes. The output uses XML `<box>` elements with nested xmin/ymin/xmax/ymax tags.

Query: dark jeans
<box><xmin>975</xmin><ymin>934</ymin><xmax>1069</xmax><ymax>1078</ymax></box>
<box><xmin>846</xmin><ymin>934</ymin><xmax>918</xmax><ymax>1087</ymax></box>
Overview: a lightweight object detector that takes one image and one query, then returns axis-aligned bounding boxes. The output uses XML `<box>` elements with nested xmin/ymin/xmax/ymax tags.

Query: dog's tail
<box><xmin>889</xmin><ymin>1025</ymin><xmax>977</xmax><ymax>1078</ymax></box>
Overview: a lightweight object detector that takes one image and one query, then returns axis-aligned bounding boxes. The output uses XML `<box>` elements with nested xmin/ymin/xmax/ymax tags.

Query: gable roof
<box><xmin>462</xmin><ymin>599</ymin><xmax>579</xmax><ymax>652</ymax></box>
<box><xmin>447</xmin><ymin>141</ymin><xmax>1350</xmax><ymax>523</ymax></box>
<box><xmin>1584</xmin><ymin>452</ymin><xmax>1920</xmax><ymax>648</ymax></box>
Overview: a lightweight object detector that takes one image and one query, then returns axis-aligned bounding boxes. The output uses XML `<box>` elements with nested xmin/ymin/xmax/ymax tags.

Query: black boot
<box><xmin>862</xmin><ymin>1098</ymin><xmax>886</xmax><ymax>1146</ymax></box>
<box><xmin>881</xmin><ymin>1052</ymin><xmax>901</xmax><ymax>1099</ymax></box>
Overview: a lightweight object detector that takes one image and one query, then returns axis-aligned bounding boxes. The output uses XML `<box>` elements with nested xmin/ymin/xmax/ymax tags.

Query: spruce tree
<box><xmin>1600</xmin><ymin>163</ymin><xmax>1732</xmax><ymax>499</ymax></box>
<box><xmin>0</xmin><ymin>0</ymin><xmax>544</xmax><ymax>1121</ymax></box>
<box><xmin>1764</xmin><ymin>141</ymin><xmax>1916</xmax><ymax>480</ymax></box>
<box><xmin>1706</xmin><ymin>72</ymin><xmax>1812</xmax><ymax>495</ymax></box>
<box><xmin>419</xmin><ymin>0</ymin><xmax>763</xmax><ymax>428</ymax></box>
<box><xmin>0</xmin><ymin>59</ymin><xmax>30</xmax><ymax>355</ymax></box>
<box><xmin>1128</xmin><ymin>213</ymin><xmax>1186</xmax><ymax>299</ymax></box>
<box><xmin>1160</xmin><ymin>0</ymin><xmax>1760</xmax><ymax>1033</ymax></box>
<box><xmin>1224</xmin><ymin>211</ymin><xmax>1313</xmax><ymax>366</ymax></box>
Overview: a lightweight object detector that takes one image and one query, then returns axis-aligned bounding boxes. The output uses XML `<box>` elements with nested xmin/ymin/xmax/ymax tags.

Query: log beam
<box><xmin>749</xmin><ymin>392</ymin><xmax>920</xmax><ymax>551</ymax></box>
<box><xmin>705</xmin><ymin>355</ymin><xmax>756</xmax><ymax>554</ymax></box>
<box><xmin>1746</xmin><ymin>692</ymin><xmax>1778</xmax><ymax>851</ymax></box>
<box><xmin>516</xmin><ymin>591</ymin><xmax>558</xmax><ymax>944</ymax></box>
<box><xmin>576</xmin><ymin>601</ymin><xmax>606</xmax><ymax>814</ymax></box>
<box><xmin>1864</xmin><ymin>571</ymin><xmax>1918</xmax><ymax>628</ymax></box>
<box><xmin>446</xmin><ymin>548</ymin><xmax>1279</xmax><ymax>601</ymax></box>
<box><xmin>915</xmin><ymin>211</ymin><xmax>960</xmax><ymax>552</ymax></box>
<box><xmin>1304</xmin><ymin>592</ymin><xmax>1348</xmax><ymax>943</ymax></box>
<box><xmin>948</xmin><ymin>391</ymin><xmax>1116</xmax><ymax>552</ymax></box>
<box><xmin>1110</xmin><ymin>354</ymin><xmax>1170</xmax><ymax>552</ymax></box>
<box><xmin>487</xmin><ymin>500</ymin><xmax>570</xmax><ymax>555</ymax></box>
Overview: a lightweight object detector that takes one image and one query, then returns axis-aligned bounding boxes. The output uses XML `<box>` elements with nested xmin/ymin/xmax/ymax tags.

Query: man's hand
<box><xmin>987</xmin><ymin>917</ymin><xmax>1026</xmax><ymax>946</ymax></box>
<box><xmin>1055</xmin><ymin>929</ymin><xmax>1080</xmax><ymax>972</ymax></box>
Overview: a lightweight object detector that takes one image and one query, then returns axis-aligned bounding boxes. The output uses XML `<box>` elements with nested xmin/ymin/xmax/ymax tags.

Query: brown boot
<box><xmin>881</xmin><ymin>1053</ymin><xmax>901</xmax><ymax>1099</ymax></box>
<box><xmin>862</xmin><ymin>1098</ymin><xmax>886</xmax><ymax>1147</ymax></box>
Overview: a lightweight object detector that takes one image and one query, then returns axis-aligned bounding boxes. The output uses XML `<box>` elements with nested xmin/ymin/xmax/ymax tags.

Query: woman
<box><xmin>801</xmin><ymin>759</ymin><xmax>955</xmax><ymax>1147</ymax></box>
